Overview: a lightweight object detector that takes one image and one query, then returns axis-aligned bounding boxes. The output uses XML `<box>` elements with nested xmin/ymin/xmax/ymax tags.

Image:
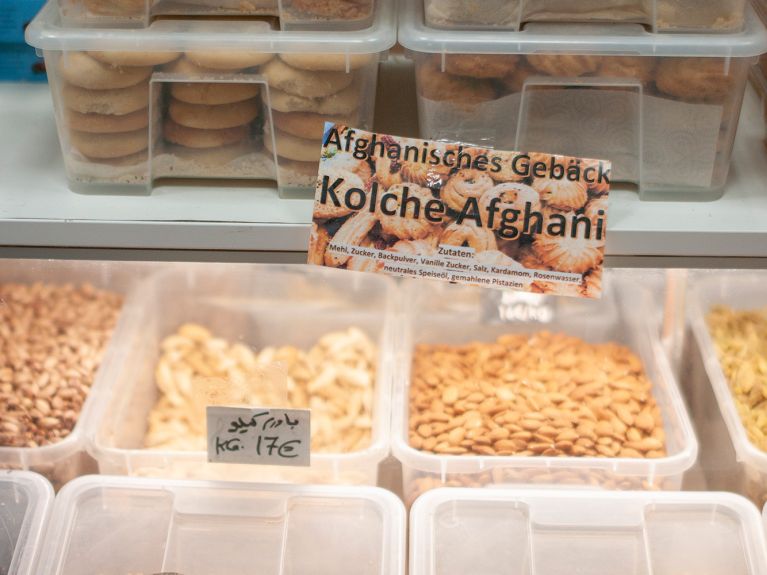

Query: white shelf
<box><xmin>1</xmin><ymin>59</ymin><xmax>767</xmax><ymax>264</ymax></box>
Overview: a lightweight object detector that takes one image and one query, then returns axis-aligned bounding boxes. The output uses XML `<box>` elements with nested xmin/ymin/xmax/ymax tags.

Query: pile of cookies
<box><xmin>56</xmin><ymin>49</ymin><xmax>373</xmax><ymax>187</ymax></box>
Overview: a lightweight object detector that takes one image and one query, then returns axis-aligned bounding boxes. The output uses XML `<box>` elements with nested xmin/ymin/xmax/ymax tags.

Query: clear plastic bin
<box><xmin>0</xmin><ymin>260</ymin><xmax>148</xmax><ymax>489</ymax></box>
<box><xmin>0</xmin><ymin>471</ymin><xmax>53</xmax><ymax>575</ymax></box>
<box><xmin>410</xmin><ymin>488</ymin><xmax>767</xmax><ymax>575</ymax></box>
<box><xmin>35</xmin><ymin>475</ymin><xmax>406</xmax><ymax>575</ymax></box>
<box><xmin>87</xmin><ymin>264</ymin><xmax>396</xmax><ymax>485</ymax></box>
<box><xmin>399</xmin><ymin>0</ymin><xmax>767</xmax><ymax>201</ymax></box>
<box><xmin>753</xmin><ymin>61</ymin><xmax>767</xmax><ymax>144</ymax></box>
<box><xmin>391</xmin><ymin>273</ymin><xmax>698</xmax><ymax>505</ymax></box>
<box><xmin>25</xmin><ymin>0</ymin><xmax>395</xmax><ymax>197</ymax></box>
<box><xmin>688</xmin><ymin>272</ymin><xmax>767</xmax><ymax>506</ymax></box>
<box><xmin>424</xmin><ymin>0</ymin><xmax>748</xmax><ymax>33</ymax></box>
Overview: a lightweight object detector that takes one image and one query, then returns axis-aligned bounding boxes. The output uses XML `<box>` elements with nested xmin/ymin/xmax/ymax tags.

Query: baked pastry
<box><xmin>67</xmin><ymin>108</ymin><xmax>149</xmax><ymax>133</ymax></box>
<box><xmin>656</xmin><ymin>58</ymin><xmax>734</xmax><ymax>103</ymax></box>
<box><xmin>441</xmin><ymin>169</ymin><xmax>495</xmax><ymax>213</ymax></box>
<box><xmin>90</xmin><ymin>51</ymin><xmax>179</xmax><ymax>67</ymax></box>
<box><xmin>164</xmin><ymin>57</ymin><xmax>220</xmax><ymax>75</ymax></box>
<box><xmin>60</xmin><ymin>52</ymin><xmax>152</xmax><ymax>90</ymax></box>
<box><xmin>273</xmin><ymin>111</ymin><xmax>356</xmax><ymax>140</ymax></box>
<box><xmin>533</xmin><ymin>178</ymin><xmax>588</xmax><ymax>211</ymax></box>
<box><xmin>185</xmin><ymin>50</ymin><xmax>273</xmax><ymax>70</ymax></box>
<box><xmin>313</xmin><ymin>168</ymin><xmax>365</xmax><ymax>219</ymax></box>
<box><xmin>500</xmin><ymin>63</ymin><xmax>540</xmax><ymax>95</ymax></box>
<box><xmin>399</xmin><ymin>159</ymin><xmax>452</xmax><ymax>189</ymax></box>
<box><xmin>439</xmin><ymin>221</ymin><xmax>497</xmax><ymax>252</ymax></box>
<box><xmin>478</xmin><ymin>182</ymin><xmax>541</xmax><ymax>232</ymax></box>
<box><xmin>325</xmin><ymin>212</ymin><xmax>378</xmax><ymax>267</ymax></box>
<box><xmin>70</xmin><ymin>127</ymin><xmax>148</xmax><ymax>159</ymax></box>
<box><xmin>264</xmin><ymin>127</ymin><xmax>321</xmax><ymax>163</ymax></box>
<box><xmin>168</xmin><ymin>97</ymin><xmax>259</xmax><ymax>129</ymax></box>
<box><xmin>308</xmin><ymin>223</ymin><xmax>330</xmax><ymax>265</ymax></box>
<box><xmin>83</xmin><ymin>0</ymin><xmax>143</xmax><ymax>17</ymax></box>
<box><xmin>583</xmin><ymin>196</ymin><xmax>609</xmax><ymax>222</ymax></box>
<box><xmin>526</xmin><ymin>55</ymin><xmax>600</xmax><ymax>77</ymax></box>
<box><xmin>425</xmin><ymin>0</ymin><xmax>519</xmax><ymax>28</ymax></box>
<box><xmin>532</xmin><ymin>214</ymin><xmax>604</xmax><ymax>274</ymax></box>
<box><xmin>416</xmin><ymin>59</ymin><xmax>497</xmax><ymax>105</ymax></box>
<box><xmin>378</xmin><ymin>184</ymin><xmax>437</xmax><ymax>240</ymax></box>
<box><xmin>268</xmin><ymin>81</ymin><xmax>361</xmax><ymax>114</ymax></box>
<box><xmin>262</xmin><ymin>58</ymin><xmax>354</xmax><ymax>98</ymax></box>
<box><xmin>322</xmin><ymin>151</ymin><xmax>373</xmax><ymax>182</ymax></box>
<box><xmin>61</xmin><ymin>81</ymin><xmax>149</xmax><ymax>115</ymax></box>
<box><xmin>582</xmin><ymin>269</ymin><xmax>602</xmax><ymax>298</ymax></box>
<box><xmin>163</xmin><ymin>120</ymin><xmax>248</xmax><ymax>149</ymax></box>
<box><xmin>374</xmin><ymin>154</ymin><xmax>402</xmax><ymax>190</ymax></box>
<box><xmin>598</xmin><ymin>56</ymin><xmax>657</xmax><ymax>83</ymax></box>
<box><xmin>441</xmin><ymin>54</ymin><xmax>519</xmax><ymax>79</ymax></box>
<box><xmin>170</xmin><ymin>82</ymin><xmax>260</xmax><ymax>106</ymax></box>
<box><xmin>516</xmin><ymin>245</ymin><xmax>549</xmax><ymax>270</ymax></box>
<box><xmin>280</xmin><ymin>53</ymin><xmax>373</xmax><ymax>72</ymax></box>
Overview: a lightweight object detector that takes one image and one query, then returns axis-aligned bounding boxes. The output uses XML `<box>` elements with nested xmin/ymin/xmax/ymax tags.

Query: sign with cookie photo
<box><xmin>308</xmin><ymin>124</ymin><xmax>610</xmax><ymax>299</ymax></box>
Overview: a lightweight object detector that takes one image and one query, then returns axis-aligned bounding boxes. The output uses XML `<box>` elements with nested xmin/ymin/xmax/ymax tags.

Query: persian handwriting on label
<box><xmin>206</xmin><ymin>406</ymin><xmax>310</xmax><ymax>466</ymax></box>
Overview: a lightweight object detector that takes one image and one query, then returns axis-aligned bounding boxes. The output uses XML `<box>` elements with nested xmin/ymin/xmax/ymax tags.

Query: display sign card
<box><xmin>207</xmin><ymin>406</ymin><xmax>311</xmax><ymax>467</ymax></box>
<box><xmin>308</xmin><ymin>124</ymin><xmax>611</xmax><ymax>298</ymax></box>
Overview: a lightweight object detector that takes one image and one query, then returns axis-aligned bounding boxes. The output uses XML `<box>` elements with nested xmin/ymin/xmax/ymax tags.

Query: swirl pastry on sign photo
<box><xmin>441</xmin><ymin>169</ymin><xmax>495</xmax><ymax>213</ymax></box>
<box><xmin>324</xmin><ymin>212</ymin><xmax>378</xmax><ymax>267</ymax></box>
<box><xmin>439</xmin><ymin>220</ymin><xmax>498</xmax><ymax>252</ymax></box>
<box><xmin>378</xmin><ymin>184</ymin><xmax>438</xmax><ymax>240</ymax></box>
<box><xmin>533</xmin><ymin>178</ymin><xmax>589</xmax><ymax>211</ymax></box>
<box><xmin>532</xmin><ymin>214</ymin><xmax>604</xmax><ymax>274</ymax></box>
<box><xmin>313</xmin><ymin>168</ymin><xmax>367</xmax><ymax>220</ymax></box>
<box><xmin>478</xmin><ymin>182</ymin><xmax>542</xmax><ymax>232</ymax></box>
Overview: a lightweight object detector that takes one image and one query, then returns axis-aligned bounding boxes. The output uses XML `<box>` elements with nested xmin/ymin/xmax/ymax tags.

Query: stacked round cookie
<box><xmin>261</xmin><ymin>53</ymin><xmax>370</xmax><ymax>185</ymax></box>
<box><xmin>60</xmin><ymin>51</ymin><xmax>177</xmax><ymax>166</ymax></box>
<box><xmin>163</xmin><ymin>55</ymin><xmax>267</xmax><ymax>157</ymax></box>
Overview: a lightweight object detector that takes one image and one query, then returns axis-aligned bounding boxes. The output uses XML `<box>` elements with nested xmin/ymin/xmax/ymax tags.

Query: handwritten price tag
<box><xmin>206</xmin><ymin>406</ymin><xmax>311</xmax><ymax>466</ymax></box>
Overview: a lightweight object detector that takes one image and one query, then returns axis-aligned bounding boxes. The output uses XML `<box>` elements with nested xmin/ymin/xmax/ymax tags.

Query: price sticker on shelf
<box><xmin>207</xmin><ymin>406</ymin><xmax>311</xmax><ymax>466</ymax></box>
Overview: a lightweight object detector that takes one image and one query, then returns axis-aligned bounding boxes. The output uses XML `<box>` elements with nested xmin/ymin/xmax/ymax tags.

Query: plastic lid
<box><xmin>0</xmin><ymin>471</ymin><xmax>54</xmax><ymax>575</ymax></box>
<box><xmin>399</xmin><ymin>0</ymin><xmax>767</xmax><ymax>57</ymax></box>
<box><xmin>37</xmin><ymin>475</ymin><xmax>405</xmax><ymax>575</ymax></box>
<box><xmin>411</xmin><ymin>489</ymin><xmax>767</xmax><ymax>575</ymax></box>
<box><xmin>26</xmin><ymin>0</ymin><xmax>396</xmax><ymax>53</ymax></box>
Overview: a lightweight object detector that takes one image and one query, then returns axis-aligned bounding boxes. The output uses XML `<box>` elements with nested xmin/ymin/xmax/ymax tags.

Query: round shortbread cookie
<box><xmin>70</xmin><ymin>127</ymin><xmax>149</xmax><ymax>159</ymax></box>
<box><xmin>185</xmin><ymin>51</ymin><xmax>274</xmax><ymax>71</ymax></box>
<box><xmin>278</xmin><ymin>52</ymin><xmax>373</xmax><ymax>72</ymax></box>
<box><xmin>163</xmin><ymin>119</ymin><xmax>249</xmax><ymax>149</ymax></box>
<box><xmin>170</xmin><ymin>81</ymin><xmax>260</xmax><ymax>105</ymax></box>
<box><xmin>67</xmin><ymin>108</ymin><xmax>149</xmax><ymax>133</ymax></box>
<box><xmin>168</xmin><ymin>97</ymin><xmax>260</xmax><ymax>129</ymax></box>
<box><xmin>90</xmin><ymin>51</ymin><xmax>180</xmax><ymax>67</ymax></box>
<box><xmin>60</xmin><ymin>52</ymin><xmax>152</xmax><ymax>90</ymax></box>
<box><xmin>267</xmin><ymin>81</ymin><xmax>361</xmax><ymax>114</ymax></box>
<box><xmin>262</xmin><ymin>58</ymin><xmax>353</xmax><ymax>98</ymax></box>
<box><xmin>272</xmin><ymin>110</ymin><xmax>355</xmax><ymax>140</ymax></box>
<box><xmin>164</xmin><ymin>57</ymin><xmax>222</xmax><ymax>75</ymax></box>
<box><xmin>290</xmin><ymin>0</ymin><xmax>372</xmax><ymax>20</ymax></box>
<box><xmin>61</xmin><ymin>81</ymin><xmax>150</xmax><ymax>115</ymax></box>
<box><xmin>264</xmin><ymin>127</ymin><xmax>321</xmax><ymax>162</ymax></box>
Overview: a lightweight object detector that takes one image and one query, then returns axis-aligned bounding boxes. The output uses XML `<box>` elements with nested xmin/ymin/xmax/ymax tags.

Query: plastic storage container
<box><xmin>392</xmin><ymin>273</ymin><xmax>698</xmax><ymax>505</ymax></box>
<box><xmin>688</xmin><ymin>272</ymin><xmax>767</xmax><ymax>506</ymax></box>
<box><xmin>0</xmin><ymin>260</ymin><xmax>147</xmax><ymax>489</ymax></box>
<box><xmin>25</xmin><ymin>0</ymin><xmax>395</xmax><ymax>197</ymax></box>
<box><xmin>87</xmin><ymin>264</ymin><xmax>396</xmax><ymax>485</ymax></box>
<box><xmin>424</xmin><ymin>0</ymin><xmax>748</xmax><ymax>32</ymax></box>
<box><xmin>36</xmin><ymin>475</ymin><xmax>406</xmax><ymax>575</ymax></box>
<box><xmin>400</xmin><ymin>0</ymin><xmax>767</xmax><ymax>201</ymax></box>
<box><xmin>410</xmin><ymin>488</ymin><xmax>767</xmax><ymax>575</ymax></box>
<box><xmin>753</xmin><ymin>60</ymin><xmax>767</xmax><ymax>144</ymax></box>
<box><xmin>0</xmin><ymin>471</ymin><xmax>53</xmax><ymax>575</ymax></box>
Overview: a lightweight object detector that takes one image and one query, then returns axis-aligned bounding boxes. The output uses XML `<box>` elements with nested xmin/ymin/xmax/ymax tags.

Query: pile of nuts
<box><xmin>0</xmin><ymin>282</ymin><xmax>123</xmax><ymax>448</ymax></box>
<box><xmin>145</xmin><ymin>323</ymin><xmax>377</xmax><ymax>453</ymax></box>
<box><xmin>707</xmin><ymin>305</ymin><xmax>767</xmax><ymax>451</ymax></box>
<box><xmin>408</xmin><ymin>331</ymin><xmax>667</xmax><ymax>459</ymax></box>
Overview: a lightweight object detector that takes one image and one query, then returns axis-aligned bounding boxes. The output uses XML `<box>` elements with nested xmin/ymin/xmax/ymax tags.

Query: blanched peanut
<box><xmin>145</xmin><ymin>324</ymin><xmax>377</xmax><ymax>454</ymax></box>
<box><xmin>408</xmin><ymin>331</ymin><xmax>666</xmax><ymax>460</ymax></box>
